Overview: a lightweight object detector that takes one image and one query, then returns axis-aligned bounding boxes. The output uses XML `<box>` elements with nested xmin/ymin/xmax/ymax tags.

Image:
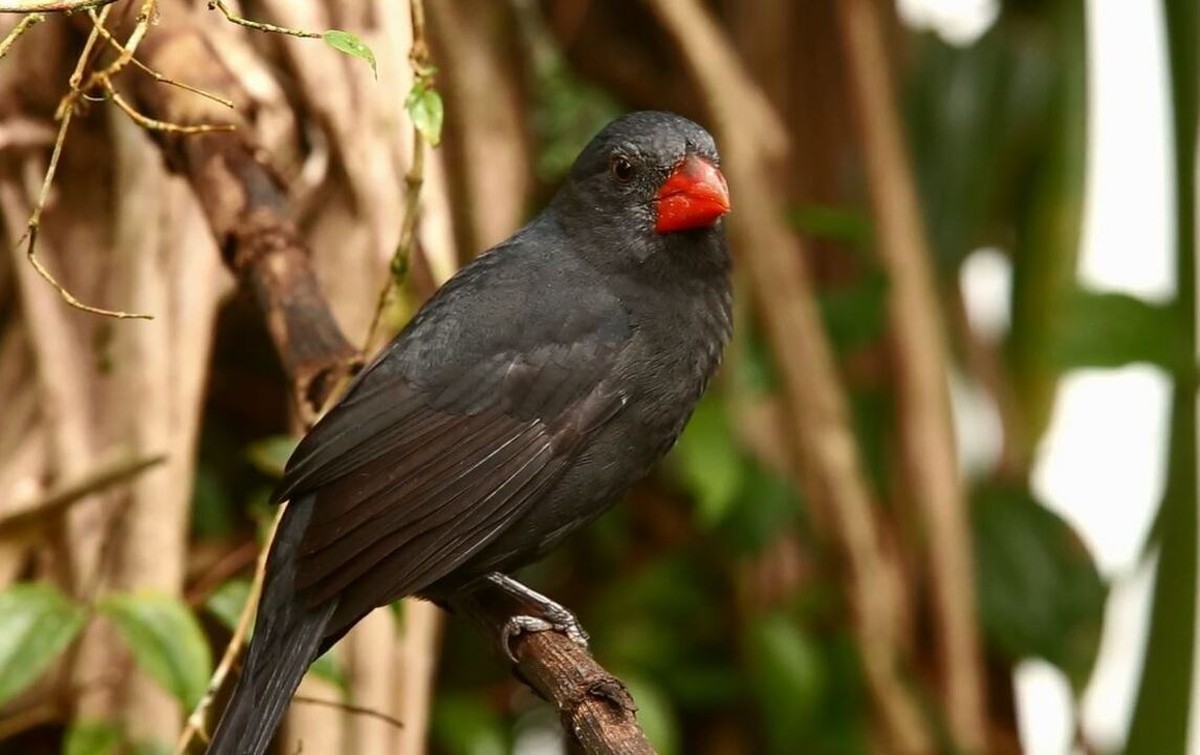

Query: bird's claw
<box><xmin>500</xmin><ymin>612</ymin><xmax>590</xmax><ymax>663</ymax></box>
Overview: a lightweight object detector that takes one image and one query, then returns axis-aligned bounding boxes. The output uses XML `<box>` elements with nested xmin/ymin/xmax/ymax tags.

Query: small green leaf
<box><xmin>0</xmin><ymin>583</ymin><xmax>86</xmax><ymax>705</ymax></box>
<box><xmin>246</xmin><ymin>435</ymin><xmax>298</xmax><ymax>478</ymax></box>
<box><xmin>672</xmin><ymin>397</ymin><xmax>744</xmax><ymax>525</ymax></box>
<box><xmin>405</xmin><ymin>85</ymin><xmax>444</xmax><ymax>147</ymax></box>
<box><xmin>64</xmin><ymin>721</ymin><xmax>122</xmax><ymax>755</ymax></box>
<box><xmin>309</xmin><ymin>648</ymin><xmax>345</xmax><ymax>690</ymax></box>
<box><xmin>205</xmin><ymin>579</ymin><xmax>252</xmax><ymax>633</ymax></box>
<box><xmin>323</xmin><ymin>29</ymin><xmax>377</xmax><ymax>79</ymax></box>
<box><xmin>99</xmin><ymin>592</ymin><xmax>213</xmax><ymax>708</ymax></box>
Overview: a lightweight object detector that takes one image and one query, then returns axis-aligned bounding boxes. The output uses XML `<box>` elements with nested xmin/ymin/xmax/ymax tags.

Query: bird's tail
<box><xmin>207</xmin><ymin>496</ymin><xmax>335</xmax><ymax>755</ymax></box>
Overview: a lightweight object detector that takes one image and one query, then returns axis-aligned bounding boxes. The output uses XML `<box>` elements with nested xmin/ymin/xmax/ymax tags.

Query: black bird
<box><xmin>208</xmin><ymin>111</ymin><xmax>732</xmax><ymax>754</ymax></box>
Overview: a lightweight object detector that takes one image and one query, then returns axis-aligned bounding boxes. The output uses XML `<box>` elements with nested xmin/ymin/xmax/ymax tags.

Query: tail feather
<box><xmin>208</xmin><ymin>496</ymin><xmax>334</xmax><ymax>755</ymax></box>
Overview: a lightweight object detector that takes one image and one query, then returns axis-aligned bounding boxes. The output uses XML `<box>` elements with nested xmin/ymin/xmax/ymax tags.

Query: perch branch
<box><xmin>456</xmin><ymin>587</ymin><xmax>654</xmax><ymax>755</ymax></box>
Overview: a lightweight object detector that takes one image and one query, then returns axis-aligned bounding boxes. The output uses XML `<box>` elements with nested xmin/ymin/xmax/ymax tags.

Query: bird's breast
<box><xmin>621</xmin><ymin>278</ymin><xmax>732</xmax><ymax>459</ymax></box>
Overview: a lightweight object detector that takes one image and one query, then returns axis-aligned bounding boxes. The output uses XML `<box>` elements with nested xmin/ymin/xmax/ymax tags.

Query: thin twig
<box><xmin>173</xmin><ymin>509</ymin><xmax>283</xmax><ymax>753</ymax></box>
<box><xmin>0</xmin><ymin>12</ymin><xmax>42</xmax><ymax>59</ymax></box>
<box><xmin>291</xmin><ymin>695</ymin><xmax>404</xmax><ymax>732</ymax></box>
<box><xmin>0</xmin><ymin>451</ymin><xmax>165</xmax><ymax>532</ymax></box>
<box><xmin>206</xmin><ymin>0</ymin><xmax>319</xmax><ymax>39</ymax></box>
<box><xmin>0</xmin><ymin>0</ymin><xmax>114</xmax><ymax>12</ymax></box>
<box><xmin>363</xmin><ymin>0</ymin><xmax>430</xmax><ymax>355</ymax></box>
<box><xmin>77</xmin><ymin>0</ymin><xmax>156</xmax><ymax>88</ymax></box>
<box><xmin>13</xmin><ymin>3</ymin><xmax>154</xmax><ymax>319</ymax></box>
<box><xmin>105</xmin><ymin>80</ymin><xmax>235</xmax><ymax>134</ymax></box>
<box><xmin>87</xmin><ymin>8</ymin><xmax>236</xmax><ymax>109</ymax></box>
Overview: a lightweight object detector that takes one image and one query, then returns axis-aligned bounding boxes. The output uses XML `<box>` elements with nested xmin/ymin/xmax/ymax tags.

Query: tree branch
<box><xmin>455</xmin><ymin>588</ymin><xmax>655</xmax><ymax>755</ymax></box>
<box><xmin>128</xmin><ymin>18</ymin><xmax>358</xmax><ymax>421</ymax></box>
<box><xmin>0</xmin><ymin>0</ymin><xmax>114</xmax><ymax>12</ymax></box>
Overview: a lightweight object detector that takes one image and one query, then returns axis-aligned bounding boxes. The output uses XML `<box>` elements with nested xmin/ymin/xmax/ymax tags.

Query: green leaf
<box><xmin>0</xmin><ymin>583</ymin><xmax>86</xmax><ymax>705</ymax></box>
<box><xmin>1053</xmin><ymin>289</ymin><xmax>1188</xmax><ymax>371</ymax></box>
<box><xmin>622</xmin><ymin>675</ymin><xmax>680</xmax><ymax>755</ymax></box>
<box><xmin>246</xmin><ymin>435</ymin><xmax>297</xmax><ymax>478</ymax></box>
<box><xmin>205</xmin><ymin>579</ymin><xmax>252</xmax><ymax>633</ymax></box>
<box><xmin>309</xmin><ymin>648</ymin><xmax>345</xmax><ymax>691</ymax></box>
<box><xmin>972</xmin><ymin>486</ymin><xmax>1107</xmax><ymax>690</ymax></box>
<box><xmin>323</xmin><ymin>29</ymin><xmax>377</xmax><ymax>79</ymax></box>
<box><xmin>99</xmin><ymin>592</ymin><xmax>213</xmax><ymax>708</ymax></box>
<box><xmin>746</xmin><ymin>614</ymin><xmax>825</xmax><ymax>753</ymax></box>
<box><xmin>405</xmin><ymin>85</ymin><xmax>445</xmax><ymax>147</ymax></box>
<box><xmin>64</xmin><ymin>721</ymin><xmax>122</xmax><ymax>755</ymax></box>
<box><xmin>672</xmin><ymin>397</ymin><xmax>744</xmax><ymax>525</ymax></box>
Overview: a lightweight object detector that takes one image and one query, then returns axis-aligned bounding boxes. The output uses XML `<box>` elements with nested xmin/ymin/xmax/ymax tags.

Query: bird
<box><xmin>207</xmin><ymin>110</ymin><xmax>732</xmax><ymax>754</ymax></box>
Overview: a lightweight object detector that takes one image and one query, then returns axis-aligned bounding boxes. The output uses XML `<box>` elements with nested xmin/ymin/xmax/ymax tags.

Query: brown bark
<box><xmin>456</xmin><ymin>588</ymin><xmax>655</xmax><ymax>755</ymax></box>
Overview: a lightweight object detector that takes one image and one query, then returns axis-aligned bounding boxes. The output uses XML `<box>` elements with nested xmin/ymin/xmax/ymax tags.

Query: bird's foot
<box><xmin>500</xmin><ymin>610</ymin><xmax>589</xmax><ymax>663</ymax></box>
<box><xmin>483</xmin><ymin>573</ymin><xmax>591</xmax><ymax>662</ymax></box>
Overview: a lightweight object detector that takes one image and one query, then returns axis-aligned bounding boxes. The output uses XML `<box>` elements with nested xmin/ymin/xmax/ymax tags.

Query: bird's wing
<box><xmin>270</xmin><ymin>258</ymin><xmax>629</xmax><ymax>635</ymax></box>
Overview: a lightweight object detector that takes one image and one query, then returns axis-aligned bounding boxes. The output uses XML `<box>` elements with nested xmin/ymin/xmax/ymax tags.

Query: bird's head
<box><xmin>552</xmin><ymin>111</ymin><xmax>730</xmax><ymax>272</ymax></box>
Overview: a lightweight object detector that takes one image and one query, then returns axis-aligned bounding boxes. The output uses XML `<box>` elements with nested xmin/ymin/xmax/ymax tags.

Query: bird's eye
<box><xmin>610</xmin><ymin>156</ymin><xmax>635</xmax><ymax>184</ymax></box>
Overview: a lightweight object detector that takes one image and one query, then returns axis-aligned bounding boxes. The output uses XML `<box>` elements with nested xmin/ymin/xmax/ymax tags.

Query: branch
<box><xmin>455</xmin><ymin>587</ymin><xmax>654</xmax><ymax>755</ymax></box>
<box><xmin>0</xmin><ymin>450</ymin><xmax>165</xmax><ymax>533</ymax></box>
<box><xmin>128</xmin><ymin>18</ymin><xmax>358</xmax><ymax>421</ymax></box>
<box><xmin>836</xmin><ymin>0</ymin><xmax>986</xmax><ymax>748</ymax></box>
<box><xmin>0</xmin><ymin>0</ymin><xmax>114</xmax><ymax>12</ymax></box>
<box><xmin>0</xmin><ymin>12</ymin><xmax>42</xmax><ymax>59</ymax></box>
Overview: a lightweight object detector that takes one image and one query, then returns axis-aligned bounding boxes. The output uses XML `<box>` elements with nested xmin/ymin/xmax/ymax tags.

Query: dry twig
<box><xmin>206</xmin><ymin>0</ymin><xmax>319</xmax><ymax>39</ymax></box>
<box><xmin>0</xmin><ymin>12</ymin><xmax>42</xmax><ymax>59</ymax></box>
<box><xmin>0</xmin><ymin>0</ymin><xmax>114</xmax><ymax>12</ymax></box>
<box><xmin>0</xmin><ymin>451</ymin><xmax>165</xmax><ymax>533</ymax></box>
<box><xmin>363</xmin><ymin>0</ymin><xmax>430</xmax><ymax>355</ymax></box>
<box><xmin>173</xmin><ymin>509</ymin><xmax>281</xmax><ymax>753</ymax></box>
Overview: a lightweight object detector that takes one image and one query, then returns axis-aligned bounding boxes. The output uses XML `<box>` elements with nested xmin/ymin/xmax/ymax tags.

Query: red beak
<box><xmin>654</xmin><ymin>155</ymin><xmax>731</xmax><ymax>234</ymax></box>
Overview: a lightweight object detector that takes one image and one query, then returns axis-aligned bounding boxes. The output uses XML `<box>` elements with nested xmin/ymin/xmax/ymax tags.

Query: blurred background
<box><xmin>0</xmin><ymin>0</ymin><xmax>1194</xmax><ymax>753</ymax></box>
